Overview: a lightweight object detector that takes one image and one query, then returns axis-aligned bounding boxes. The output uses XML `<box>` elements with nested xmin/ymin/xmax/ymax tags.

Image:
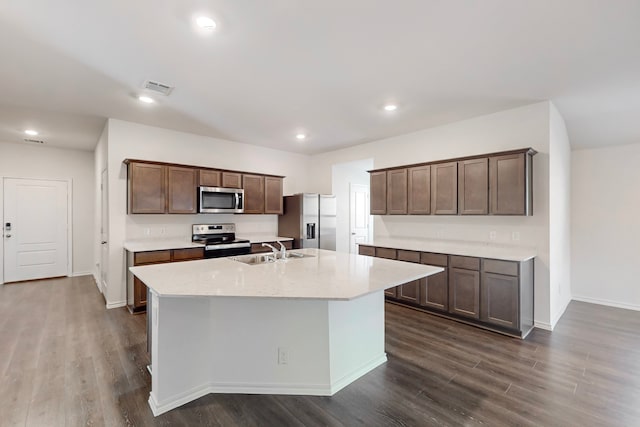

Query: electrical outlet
<box><xmin>144</xmin><ymin>228</ymin><xmax>150</xmax><ymax>236</ymax></box>
<box><xmin>512</xmin><ymin>231</ymin><xmax>520</xmax><ymax>241</ymax></box>
<box><xmin>160</xmin><ymin>227</ymin><xmax>166</xmax><ymax>235</ymax></box>
<box><xmin>278</xmin><ymin>347</ymin><xmax>289</xmax><ymax>365</ymax></box>
<box><xmin>489</xmin><ymin>231</ymin><xmax>496</xmax><ymax>240</ymax></box>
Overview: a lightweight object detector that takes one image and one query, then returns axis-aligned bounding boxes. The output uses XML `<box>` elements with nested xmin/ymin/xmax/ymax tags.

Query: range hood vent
<box><xmin>24</xmin><ymin>138</ymin><xmax>45</xmax><ymax>144</ymax></box>
<box><xmin>143</xmin><ymin>80</ymin><xmax>174</xmax><ymax>96</ymax></box>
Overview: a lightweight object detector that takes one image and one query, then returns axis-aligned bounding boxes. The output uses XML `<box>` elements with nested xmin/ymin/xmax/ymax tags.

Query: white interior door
<box><xmin>350</xmin><ymin>183</ymin><xmax>371</xmax><ymax>254</ymax></box>
<box><xmin>3</xmin><ymin>178</ymin><xmax>69</xmax><ymax>282</ymax></box>
<box><xmin>100</xmin><ymin>169</ymin><xmax>108</xmax><ymax>294</ymax></box>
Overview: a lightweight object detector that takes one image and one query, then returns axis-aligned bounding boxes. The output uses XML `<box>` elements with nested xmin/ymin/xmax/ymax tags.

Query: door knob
<box><xmin>5</xmin><ymin>234</ymin><xmax>11</xmax><ymax>238</ymax></box>
<box><xmin>101</xmin><ymin>241</ymin><xmax>107</xmax><ymax>244</ymax></box>
<box><xmin>351</xmin><ymin>232</ymin><xmax>356</xmax><ymax>235</ymax></box>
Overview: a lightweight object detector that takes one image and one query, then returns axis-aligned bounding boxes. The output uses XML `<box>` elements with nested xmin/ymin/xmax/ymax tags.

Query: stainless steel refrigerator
<box><xmin>278</xmin><ymin>194</ymin><xmax>336</xmax><ymax>250</ymax></box>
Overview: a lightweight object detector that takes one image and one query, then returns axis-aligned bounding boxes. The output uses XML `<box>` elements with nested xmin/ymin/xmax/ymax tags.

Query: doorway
<box><xmin>3</xmin><ymin>177</ymin><xmax>71</xmax><ymax>283</ymax></box>
<box><xmin>349</xmin><ymin>183</ymin><xmax>371</xmax><ymax>253</ymax></box>
<box><xmin>331</xmin><ymin>159</ymin><xmax>373</xmax><ymax>253</ymax></box>
<box><xmin>100</xmin><ymin>169</ymin><xmax>108</xmax><ymax>295</ymax></box>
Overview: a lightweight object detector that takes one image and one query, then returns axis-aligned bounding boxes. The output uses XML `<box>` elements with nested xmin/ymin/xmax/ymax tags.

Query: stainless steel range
<box><xmin>192</xmin><ymin>224</ymin><xmax>251</xmax><ymax>258</ymax></box>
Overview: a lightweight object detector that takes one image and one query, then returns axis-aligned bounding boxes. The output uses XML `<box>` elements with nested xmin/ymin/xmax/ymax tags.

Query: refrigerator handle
<box><xmin>306</xmin><ymin>223</ymin><xmax>316</xmax><ymax>239</ymax></box>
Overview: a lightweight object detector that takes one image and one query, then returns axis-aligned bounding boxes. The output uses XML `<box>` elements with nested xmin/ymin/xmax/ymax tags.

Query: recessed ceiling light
<box><xmin>138</xmin><ymin>95</ymin><xmax>155</xmax><ymax>104</ymax></box>
<box><xmin>196</xmin><ymin>16</ymin><xmax>216</xmax><ymax>30</ymax></box>
<box><xmin>296</xmin><ymin>133</ymin><xmax>306</xmax><ymax>140</ymax></box>
<box><xmin>383</xmin><ymin>104</ymin><xmax>398</xmax><ymax>112</ymax></box>
<box><xmin>24</xmin><ymin>129</ymin><xmax>39</xmax><ymax>136</ymax></box>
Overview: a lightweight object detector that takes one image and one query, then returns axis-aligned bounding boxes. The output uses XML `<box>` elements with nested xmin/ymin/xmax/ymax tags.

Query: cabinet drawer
<box><xmin>421</xmin><ymin>252</ymin><xmax>448</xmax><ymax>267</ymax></box>
<box><xmin>376</xmin><ymin>247</ymin><xmax>397</xmax><ymax>260</ymax></box>
<box><xmin>397</xmin><ymin>250</ymin><xmax>420</xmax><ymax>263</ymax></box>
<box><xmin>134</xmin><ymin>250</ymin><xmax>171</xmax><ymax>265</ymax></box>
<box><xmin>483</xmin><ymin>259</ymin><xmax>518</xmax><ymax>276</ymax></box>
<box><xmin>450</xmin><ymin>255</ymin><xmax>480</xmax><ymax>271</ymax></box>
<box><xmin>172</xmin><ymin>247</ymin><xmax>204</xmax><ymax>261</ymax></box>
<box><xmin>358</xmin><ymin>245</ymin><xmax>376</xmax><ymax>257</ymax></box>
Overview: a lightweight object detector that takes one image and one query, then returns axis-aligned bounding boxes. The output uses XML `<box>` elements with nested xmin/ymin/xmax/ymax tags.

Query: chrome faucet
<box><xmin>275</xmin><ymin>241</ymin><xmax>287</xmax><ymax>259</ymax></box>
<box><xmin>261</xmin><ymin>243</ymin><xmax>279</xmax><ymax>259</ymax></box>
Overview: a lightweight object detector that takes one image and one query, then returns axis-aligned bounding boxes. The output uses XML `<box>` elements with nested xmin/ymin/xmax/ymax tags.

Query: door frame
<box><xmin>1</xmin><ymin>176</ymin><xmax>73</xmax><ymax>284</ymax></box>
<box><xmin>349</xmin><ymin>182</ymin><xmax>372</xmax><ymax>254</ymax></box>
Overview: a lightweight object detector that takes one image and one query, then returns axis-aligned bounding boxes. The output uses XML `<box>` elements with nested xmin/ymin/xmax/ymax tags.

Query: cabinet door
<box><xmin>370</xmin><ymin>171</ymin><xmax>387</xmax><ymax>215</ymax></box>
<box><xmin>448</xmin><ymin>267</ymin><xmax>480</xmax><ymax>319</ymax></box>
<box><xmin>458</xmin><ymin>158</ymin><xmax>488</xmax><ymax>215</ymax></box>
<box><xmin>199</xmin><ymin>169</ymin><xmax>221</xmax><ymax>187</ymax></box>
<box><xmin>222</xmin><ymin>172</ymin><xmax>242</xmax><ymax>189</ymax></box>
<box><xmin>129</xmin><ymin>162</ymin><xmax>166</xmax><ymax>214</ymax></box>
<box><xmin>242</xmin><ymin>174</ymin><xmax>265</xmax><ymax>214</ymax></box>
<box><xmin>167</xmin><ymin>166</ymin><xmax>197</xmax><ymax>214</ymax></box>
<box><xmin>481</xmin><ymin>272</ymin><xmax>519</xmax><ymax>330</ymax></box>
<box><xmin>264</xmin><ymin>176</ymin><xmax>283</xmax><ymax>214</ymax></box>
<box><xmin>408</xmin><ymin>165</ymin><xmax>431</xmax><ymax>215</ymax></box>
<box><xmin>134</xmin><ymin>277</ymin><xmax>147</xmax><ymax>307</ymax></box>
<box><xmin>431</xmin><ymin>162</ymin><xmax>458</xmax><ymax>215</ymax></box>
<box><xmin>421</xmin><ymin>271</ymin><xmax>448</xmax><ymax>311</ymax></box>
<box><xmin>490</xmin><ymin>153</ymin><xmax>526</xmax><ymax>215</ymax></box>
<box><xmin>386</xmin><ymin>169</ymin><xmax>408</xmax><ymax>215</ymax></box>
<box><xmin>397</xmin><ymin>279</ymin><xmax>420</xmax><ymax>303</ymax></box>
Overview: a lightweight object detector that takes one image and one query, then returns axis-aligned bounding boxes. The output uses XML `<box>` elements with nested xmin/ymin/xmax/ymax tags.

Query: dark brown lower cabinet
<box><xmin>420</xmin><ymin>252</ymin><xmax>449</xmax><ymax>312</ymax></box>
<box><xmin>397</xmin><ymin>279</ymin><xmax>420</xmax><ymax>303</ymax></box>
<box><xmin>359</xmin><ymin>243</ymin><xmax>534</xmax><ymax>338</ymax></box>
<box><xmin>448</xmin><ymin>267</ymin><xmax>480</xmax><ymax>319</ymax></box>
<box><xmin>481</xmin><ymin>272</ymin><xmax>519</xmax><ymax>329</ymax></box>
<box><xmin>126</xmin><ymin>247</ymin><xmax>204</xmax><ymax>314</ymax></box>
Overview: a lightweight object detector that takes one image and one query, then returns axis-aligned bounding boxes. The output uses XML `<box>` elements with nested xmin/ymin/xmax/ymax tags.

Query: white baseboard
<box><xmin>106</xmin><ymin>300</ymin><xmax>126</xmax><ymax>309</ymax></box>
<box><xmin>534</xmin><ymin>321</ymin><xmax>553</xmax><ymax>331</ymax></box>
<box><xmin>148</xmin><ymin>354</ymin><xmax>388</xmax><ymax>417</ymax></box>
<box><xmin>571</xmin><ymin>295</ymin><xmax>640</xmax><ymax>312</ymax></box>
<box><xmin>72</xmin><ymin>271</ymin><xmax>93</xmax><ymax>277</ymax></box>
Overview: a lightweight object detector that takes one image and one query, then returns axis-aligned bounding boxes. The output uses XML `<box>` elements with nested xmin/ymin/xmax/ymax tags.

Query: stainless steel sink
<box><xmin>229</xmin><ymin>252</ymin><xmax>314</xmax><ymax>265</ymax></box>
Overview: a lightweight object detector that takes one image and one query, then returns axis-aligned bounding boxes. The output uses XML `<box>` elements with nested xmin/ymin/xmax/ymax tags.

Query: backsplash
<box><xmin>126</xmin><ymin>214</ymin><xmax>279</xmax><ymax>240</ymax></box>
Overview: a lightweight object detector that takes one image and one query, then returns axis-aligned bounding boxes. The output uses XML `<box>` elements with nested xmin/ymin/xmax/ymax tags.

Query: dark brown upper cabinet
<box><xmin>367</xmin><ymin>148</ymin><xmax>535</xmax><ymax>217</ymax></box>
<box><xmin>431</xmin><ymin>162</ymin><xmax>458</xmax><ymax>215</ymax></box>
<box><xmin>199</xmin><ymin>169</ymin><xmax>221</xmax><ymax>187</ymax></box>
<box><xmin>222</xmin><ymin>172</ymin><xmax>242</xmax><ymax>189</ymax></box>
<box><xmin>387</xmin><ymin>169</ymin><xmax>408</xmax><ymax>215</ymax></box>
<box><xmin>242</xmin><ymin>174</ymin><xmax>265</xmax><ymax>214</ymax></box>
<box><xmin>167</xmin><ymin>166</ymin><xmax>197</xmax><ymax>214</ymax></box>
<box><xmin>490</xmin><ymin>152</ymin><xmax>532</xmax><ymax>215</ymax></box>
<box><xmin>128</xmin><ymin>162</ymin><xmax>167</xmax><ymax>214</ymax></box>
<box><xmin>370</xmin><ymin>171</ymin><xmax>387</xmax><ymax>215</ymax></box>
<box><xmin>264</xmin><ymin>176</ymin><xmax>283</xmax><ymax>214</ymax></box>
<box><xmin>458</xmin><ymin>158</ymin><xmax>488</xmax><ymax>215</ymax></box>
<box><xmin>408</xmin><ymin>165</ymin><xmax>431</xmax><ymax>215</ymax></box>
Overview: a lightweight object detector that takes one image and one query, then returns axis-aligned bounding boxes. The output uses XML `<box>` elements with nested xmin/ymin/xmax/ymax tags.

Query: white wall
<box><xmin>331</xmin><ymin>159</ymin><xmax>373</xmax><ymax>253</ymax></box>
<box><xmin>103</xmin><ymin>119</ymin><xmax>311</xmax><ymax>307</ymax></box>
<box><xmin>0</xmin><ymin>141</ymin><xmax>95</xmax><ymax>280</ymax></box>
<box><xmin>571</xmin><ymin>143</ymin><xmax>640</xmax><ymax>311</ymax></box>
<box><xmin>549</xmin><ymin>103</ymin><xmax>572</xmax><ymax>324</ymax></box>
<box><xmin>309</xmin><ymin>102</ymin><xmax>554</xmax><ymax>327</ymax></box>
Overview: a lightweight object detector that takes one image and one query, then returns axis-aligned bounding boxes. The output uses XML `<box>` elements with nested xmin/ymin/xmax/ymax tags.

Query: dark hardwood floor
<box><xmin>1</xmin><ymin>276</ymin><xmax>639</xmax><ymax>426</ymax></box>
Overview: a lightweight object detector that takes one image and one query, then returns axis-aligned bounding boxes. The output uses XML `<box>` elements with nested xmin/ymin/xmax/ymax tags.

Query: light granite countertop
<box><xmin>129</xmin><ymin>248</ymin><xmax>442</xmax><ymax>300</ymax></box>
<box><xmin>124</xmin><ymin>236</ymin><xmax>294</xmax><ymax>252</ymax></box>
<box><xmin>360</xmin><ymin>237</ymin><xmax>536</xmax><ymax>262</ymax></box>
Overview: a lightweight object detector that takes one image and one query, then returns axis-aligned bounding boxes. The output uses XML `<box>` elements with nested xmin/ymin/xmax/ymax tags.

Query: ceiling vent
<box><xmin>143</xmin><ymin>80</ymin><xmax>174</xmax><ymax>96</ymax></box>
<box><xmin>24</xmin><ymin>138</ymin><xmax>45</xmax><ymax>144</ymax></box>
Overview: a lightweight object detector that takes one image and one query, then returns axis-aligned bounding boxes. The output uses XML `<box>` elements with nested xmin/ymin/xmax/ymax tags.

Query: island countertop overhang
<box><xmin>130</xmin><ymin>248</ymin><xmax>443</xmax><ymax>300</ymax></box>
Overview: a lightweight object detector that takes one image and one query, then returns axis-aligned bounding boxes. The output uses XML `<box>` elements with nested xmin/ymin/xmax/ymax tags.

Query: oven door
<box><xmin>198</xmin><ymin>187</ymin><xmax>244</xmax><ymax>213</ymax></box>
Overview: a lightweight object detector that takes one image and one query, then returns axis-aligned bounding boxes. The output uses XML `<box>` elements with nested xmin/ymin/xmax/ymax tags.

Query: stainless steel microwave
<box><xmin>198</xmin><ymin>186</ymin><xmax>244</xmax><ymax>213</ymax></box>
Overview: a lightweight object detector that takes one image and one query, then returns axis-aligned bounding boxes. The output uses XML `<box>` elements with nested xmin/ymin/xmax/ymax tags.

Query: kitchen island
<box><xmin>130</xmin><ymin>248</ymin><xmax>442</xmax><ymax>416</ymax></box>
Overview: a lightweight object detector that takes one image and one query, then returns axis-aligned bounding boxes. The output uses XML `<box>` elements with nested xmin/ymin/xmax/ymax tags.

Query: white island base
<box><xmin>148</xmin><ymin>290</ymin><xmax>387</xmax><ymax>416</ymax></box>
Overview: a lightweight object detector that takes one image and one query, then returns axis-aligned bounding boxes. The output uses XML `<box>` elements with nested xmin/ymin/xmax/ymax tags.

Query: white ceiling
<box><xmin>1</xmin><ymin>1</ymin><xmax>639</xmax><ymax>154</ymax></box>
